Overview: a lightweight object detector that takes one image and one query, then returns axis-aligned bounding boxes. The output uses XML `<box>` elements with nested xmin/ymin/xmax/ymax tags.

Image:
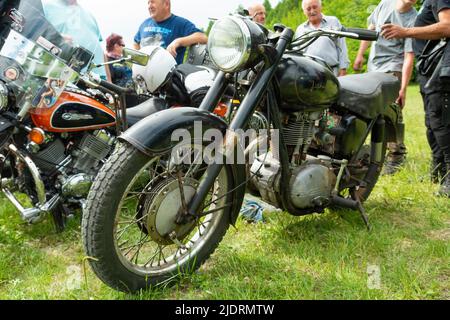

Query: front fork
<box><xmin>186</xmin><ymin>27</ymin><xmax>294</xmax><ymax>218</ymax></box>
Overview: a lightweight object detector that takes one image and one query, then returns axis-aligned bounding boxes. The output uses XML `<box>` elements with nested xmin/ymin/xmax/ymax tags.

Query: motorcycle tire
<box><xmin>82</xmin><ymin>142</ymin><xmax>234</xmax><ymax>293</ymax></box>
<box><xmin>343</xmin><ymin>135</ymin><xmax>388</xmax><ymax>202</ymax></box>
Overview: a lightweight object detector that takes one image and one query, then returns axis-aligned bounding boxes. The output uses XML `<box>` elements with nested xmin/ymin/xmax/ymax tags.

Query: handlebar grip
<box><xmin>342</xmin><ymin>27</ymin><xmax>379</xmax><ymax>41</ymax></box>
<box><xmin>99</xmin><ymin>80</ymin><xmax>133</xmax><ymax>95</ymax></box>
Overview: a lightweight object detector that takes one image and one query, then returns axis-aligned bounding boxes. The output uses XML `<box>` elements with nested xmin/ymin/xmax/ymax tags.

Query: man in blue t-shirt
<box><xmin>134</xmin><ymin>0</ymin><xmax>207</xmax><ymax>64</ymax></box>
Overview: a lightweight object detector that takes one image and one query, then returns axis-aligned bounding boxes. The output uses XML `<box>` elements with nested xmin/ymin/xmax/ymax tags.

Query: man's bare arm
<box><xmin>354</xmin><ymin>24</ymin><xmax>375</xmax><ymax>70</ymax></box>
<box><xmin>382</xmin><ymin>9</ymin><xmax>450</xmax><ymax>40</ymax></box>
<box><xmin>397</xmin><ymin>52</ymin><xmax>415</xmax><ymax>107</ymax></box>
<box><xmin>166</xmin><ymin>32</ymin><xmax>207</xmax><ymax>57</ymax></box>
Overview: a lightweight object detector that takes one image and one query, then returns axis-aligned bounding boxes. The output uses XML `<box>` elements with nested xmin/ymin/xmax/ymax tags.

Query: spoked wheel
<box><xmin>82</xmin><ymin>142</ymin><xmax>235</xmax><ymax>293</ymax></box>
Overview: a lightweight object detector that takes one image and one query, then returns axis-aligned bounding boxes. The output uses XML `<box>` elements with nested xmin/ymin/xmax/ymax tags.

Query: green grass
<box><xmin>0</xmin><ymin>85</ymin><xmax>448</xmax><ymax>300</ymax></box>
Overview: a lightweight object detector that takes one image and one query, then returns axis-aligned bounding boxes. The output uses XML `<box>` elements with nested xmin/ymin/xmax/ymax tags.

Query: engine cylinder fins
<box><xmin>73</xmin><ymin>132</ymin><xmax>112</xmax><ymax>173</ymax></box>
<box><xmin>282</xmin><ymin>111</ymin><xmax>323</xmax><ymax>146</ymax></box>
<box><xmin>31</xmin><ymin>139</ymin><xmax>66</xmax><ymax>172</ymax></box>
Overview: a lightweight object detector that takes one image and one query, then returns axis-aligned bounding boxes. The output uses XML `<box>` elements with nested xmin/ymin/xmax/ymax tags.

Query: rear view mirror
<box><xmin>123</xmin><ymin>48</ymin><xmax>149</xmax><ymax>66</ymax></box>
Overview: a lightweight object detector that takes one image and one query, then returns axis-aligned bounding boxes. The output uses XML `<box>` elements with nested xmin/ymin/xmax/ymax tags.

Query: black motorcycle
<box><xmin>82</xmin><ymin>15</ymin><xmax>403</xmax><ymax>292</ymax></box>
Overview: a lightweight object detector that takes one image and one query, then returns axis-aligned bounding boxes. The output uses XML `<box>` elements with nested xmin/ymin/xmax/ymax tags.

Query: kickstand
<box><xmin>356</xmin><ymin>200</ymin><xmax>372</xmax><ymax>231</ymax></box>
<box><xmin>350</xmin><ymin>190</ymin><xmax>372</xmax><ymax>231</ymax></box>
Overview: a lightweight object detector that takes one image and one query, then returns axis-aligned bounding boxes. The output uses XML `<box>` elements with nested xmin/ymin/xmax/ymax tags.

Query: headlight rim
<box><xmin>208</xmin><ymin>16</ymin><xmax>253</xmax><ymax>73</ymax></box>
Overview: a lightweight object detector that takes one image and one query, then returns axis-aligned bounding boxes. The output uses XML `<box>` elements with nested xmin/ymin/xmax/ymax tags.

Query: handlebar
<box><xmin>341</xmin><ymin>27</ymin><xmax>379</xmax><ymax>41</ymax></box>
<box><xmin>99</xmin><ymin>79</ymin><xmax>133</xmax><ymax>95</ymax></box>
<box><xmin>78</xmin><ymin>73</ymin><xmax>133</xmax><ymax>95</ymax></box>
<box><xmin>289</xmin><ymin>27</ymin><xmax>379</xmax><ymax>52</ymax></box>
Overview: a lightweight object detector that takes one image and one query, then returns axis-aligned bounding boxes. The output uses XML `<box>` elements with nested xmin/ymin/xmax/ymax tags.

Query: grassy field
<box><xmin>0</xmin><ymin>85</ymin><xmax>448</xmax><ymax>300</ymax></box>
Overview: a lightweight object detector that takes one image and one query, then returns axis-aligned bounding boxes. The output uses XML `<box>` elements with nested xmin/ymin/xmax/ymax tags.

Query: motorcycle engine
<box><xmin>71</xmin><ymin>130</ymin><xmax>114</xmax><ymax>174</ymax></box>
<box><xmin>249</xmin><ymin>153</ymin><xmax>336</xmax><ymax>210</ymax></box>
<box><xmin>248</xmin><ymin>110</ymin><xmax>337</xmax><ymax>210</ymax></box>
<box><xmin>31</xmin><ymin>130</ymin><xmax>114</xmax><ymax>199</ymax></box>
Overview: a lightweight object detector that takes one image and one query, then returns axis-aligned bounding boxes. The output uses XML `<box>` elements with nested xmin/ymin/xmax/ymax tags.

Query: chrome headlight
<box><xmin>0</xmin><ymin>82</ymin><xmax>9</xmax><ymax>111</ymax></box>
<box><xmin>208</xmin><ymin>16</ymin><xmax>267</xmax><ymax>73</ymax></box>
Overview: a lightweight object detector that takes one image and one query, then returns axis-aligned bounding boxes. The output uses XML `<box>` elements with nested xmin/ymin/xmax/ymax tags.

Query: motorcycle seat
<box><xmin>337</xmin><ymin>72</ymin><xmax>400</xmax><ymax>119</ymax></box>
<box><xmin>126</xmin><ymin>97</ymin><xmax>169</xmax><ymax>126</ymax></box>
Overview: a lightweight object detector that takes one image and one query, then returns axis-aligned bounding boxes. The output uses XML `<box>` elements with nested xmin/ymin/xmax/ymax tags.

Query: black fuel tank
<box><xmin>275</xmin><ymin>54</ymin><xmax>340</xmax><ymax>111</ymax></box>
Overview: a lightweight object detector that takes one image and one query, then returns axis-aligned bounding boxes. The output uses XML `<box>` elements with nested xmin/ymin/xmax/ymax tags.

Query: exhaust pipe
<box><xmin>1</xmin><ymin>144</ymin><xmax>60</xmax><ymax>224</ymax></box>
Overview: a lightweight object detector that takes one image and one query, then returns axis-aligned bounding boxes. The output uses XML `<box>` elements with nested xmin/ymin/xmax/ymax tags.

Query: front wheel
<box><xmin>82</xmin><ymin>142</ymin><xmax>235</xmax><ymax>292</ymax></box>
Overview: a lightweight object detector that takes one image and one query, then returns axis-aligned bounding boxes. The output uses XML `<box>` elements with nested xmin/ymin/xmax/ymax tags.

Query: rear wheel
<box><xmin>82</xmin><ymin>142</ymin><xmax>235</xmax><ymax>292</ymax></box>
<box><xmin>339</xmin><ymin>125</ymin><xmax>388</xmax><ymax>202</ymax></box>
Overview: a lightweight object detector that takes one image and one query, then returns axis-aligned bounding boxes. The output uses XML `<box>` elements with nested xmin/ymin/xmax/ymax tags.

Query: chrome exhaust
<box><xmin>7</xmin><ymin>144</ymin><xmax>46</xmax><ymax>205</ymax></box>
<box><xmin>1</xmin><ymin>144</ymin><xmax>60</xmax><ymax>224</ymax></box>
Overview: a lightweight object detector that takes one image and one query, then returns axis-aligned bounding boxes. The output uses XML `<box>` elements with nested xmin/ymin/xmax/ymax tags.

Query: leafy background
<box><xmin>264</xmin><ymin>0</ymin><xmax>423</xmax><ymax>74</ymax></box>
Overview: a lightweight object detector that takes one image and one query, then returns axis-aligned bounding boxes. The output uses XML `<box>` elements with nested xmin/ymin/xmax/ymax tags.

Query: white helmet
<box><xmin>132</xmin><ymin>46</ymin><xmax>177</xmax><ymax>93</ymax></box>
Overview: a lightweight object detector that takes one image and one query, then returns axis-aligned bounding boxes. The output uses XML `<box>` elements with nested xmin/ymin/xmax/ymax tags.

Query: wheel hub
<box><xmin>143</xmin><ymin>177</ymin><xmax>199</xmax><ymax>245</ymax></box>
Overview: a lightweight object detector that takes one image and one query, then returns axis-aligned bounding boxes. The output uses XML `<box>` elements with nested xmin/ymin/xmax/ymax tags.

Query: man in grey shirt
<box><xmin>354</xmin><ymin>0</ymin><xmax>418</xmax><ymax>175</ymax></box>
<box><xmin>295</xmin><ymin>0</ymin><xmax>350</xmax><ymax>76</ymax></box>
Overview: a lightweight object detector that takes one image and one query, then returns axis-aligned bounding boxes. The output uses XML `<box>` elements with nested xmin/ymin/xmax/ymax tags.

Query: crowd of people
<box><xmin>40</xmin><ymin>0</ymin><xmax>450</xmax><ymax>197</ymax></box>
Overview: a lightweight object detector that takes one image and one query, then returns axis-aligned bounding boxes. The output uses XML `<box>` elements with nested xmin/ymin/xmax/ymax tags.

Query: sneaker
<box><xmin>382</xmin><ymin>154</ymin><xmax>406</xmax><ymax>176</ymax></box>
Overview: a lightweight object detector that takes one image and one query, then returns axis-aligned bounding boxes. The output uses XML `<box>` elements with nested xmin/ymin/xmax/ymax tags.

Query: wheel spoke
<box><xmin>128</xmin><ymin>233</ymin><xmax>149</xmax><ymax>264</ymax></box>
<box><xmin>198</xmin><ymin>204</ymin><xmax>232</xmax><ymax>217</ymax></box>
<box><xmin>116</xmin><ymin>214</ymin><xmax>148</xmax><ymax>240</ymax></box>
<box><xmin>111</xmin><ymin>143</ymin><xmax>230</xmax><ymax>275</ymax></box>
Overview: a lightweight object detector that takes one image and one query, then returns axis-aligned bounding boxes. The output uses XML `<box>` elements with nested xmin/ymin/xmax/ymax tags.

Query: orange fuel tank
<box><xmin>30</xmin><ymin>90</ymin><xmax>116</xmax><ymax>133</ymax></box>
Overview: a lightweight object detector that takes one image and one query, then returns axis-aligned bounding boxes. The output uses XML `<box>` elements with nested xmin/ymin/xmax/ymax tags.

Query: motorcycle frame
<box><xmin>187</xmin><ymin>26</ymin><xmax>294</xmax><ymax>217</ymax></box>
<box><xmin>120</xmin><ymin>24</ymin><xmax>400</xmax><ymax>222</ymax></box>
<box><xmin>189</xmin><ymin>26</ymin><xmax>386</xmax><ymax>219</ymax></box>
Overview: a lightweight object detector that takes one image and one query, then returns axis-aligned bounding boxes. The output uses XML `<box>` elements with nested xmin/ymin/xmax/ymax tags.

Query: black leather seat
<box><xmin>126</xmin><ymin>97</ymin><xmax>169</xmax><ymax>126</ymax></box>
<box><xmin>338</xmin><ymin>72</ymin><xmax>400</xmax><ymax>119</ymax></box>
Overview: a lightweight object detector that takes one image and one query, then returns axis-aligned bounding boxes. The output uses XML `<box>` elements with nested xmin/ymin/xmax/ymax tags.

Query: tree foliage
<box><xmin>265</xmin><ymin>0</ymin><xmax>422</xmax><ymax>73</ymax></box>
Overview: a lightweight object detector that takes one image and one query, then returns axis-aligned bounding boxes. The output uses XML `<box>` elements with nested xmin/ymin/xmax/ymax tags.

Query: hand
<box><xmin>381</xmin><ymin>24</ymin><xmax>408</xmax><ymax>40</ymax></box>
<box><xmin>396</xmin><ymin>89</ymin><xmax>406</xmax><ymax>108</ymax></box>
<box><xmin>338</xmin><ymin>69</ymin><xmax>347</xmax><ymax>77</ymax></box>
<box><xmin>166</xmin><ymin>40</ymin><xmax>181</xmax><ymax>58</ymax></box>
<box><xmin>62</xmin><ymin>34</ymin><xmax>73</xmax><ymax>44</ymax></box>
<box><xmin>353</xmin><ymin>55</ymin><xmax>364</xmax><ymax>71</ymax></box>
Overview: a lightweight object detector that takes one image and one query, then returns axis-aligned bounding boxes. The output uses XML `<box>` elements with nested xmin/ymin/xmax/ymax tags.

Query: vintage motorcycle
<box><xmin>82</xmin><ymin>15</ymin><xmax>403</xmax><ymax>292</ymax></box>
<box><xmin>0</xmin><ymin>0</ymin><xmax>212</xmax><ymax>231</ymax></box>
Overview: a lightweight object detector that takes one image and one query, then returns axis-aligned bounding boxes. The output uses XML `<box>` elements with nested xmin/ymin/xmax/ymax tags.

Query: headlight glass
<box><xmin>208</xmin><ymin>17</ymin><xmax>251</xmax><ymax>72</ymax></box>
<box><xmin>0</xmin><ymin>82</ymin><xmax>9</xmax><ymax>110</ymax></box>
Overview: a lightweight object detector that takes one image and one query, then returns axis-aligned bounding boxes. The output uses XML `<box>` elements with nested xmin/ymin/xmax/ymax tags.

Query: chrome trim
<box><xmin>8</xmin><ymin>144</ymin><xmax>46</xmax><ymax>205</ymax></box>
<box><xmin>2</xmin><ymin>188</ymin><xmax>60</xmax><ymax>224</ymax></box>
<box><xmin>208</xmin><ymin>16</ymin><xmax>252</xmax><ymax>73</ymax></box>
<box><xmin>49</xmin><ymin>101</ymin><xmax>116</xmax><ymax>131</ymax></box>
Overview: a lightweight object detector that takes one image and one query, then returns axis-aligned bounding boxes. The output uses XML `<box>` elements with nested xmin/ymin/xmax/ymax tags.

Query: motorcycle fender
<box><xmin>119</xmin><ymin>107</ymin><xmax>246</xmax><ymax>225</ymax></box>
<box><xmin>383</xmin><ymin>103</ymin><xmax>404</xmax><ymax>144</ymax></box>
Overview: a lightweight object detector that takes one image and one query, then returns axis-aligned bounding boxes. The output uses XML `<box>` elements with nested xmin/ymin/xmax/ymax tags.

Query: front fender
<box><xmin>120</xmin><ymin>107</ymin><xmax>228</xmax><ymax>156</ymax></box>
<box><xmin>119</xmin><ymin>107</ymin><xmax>246</xmax><ymax>225</ymax></box>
